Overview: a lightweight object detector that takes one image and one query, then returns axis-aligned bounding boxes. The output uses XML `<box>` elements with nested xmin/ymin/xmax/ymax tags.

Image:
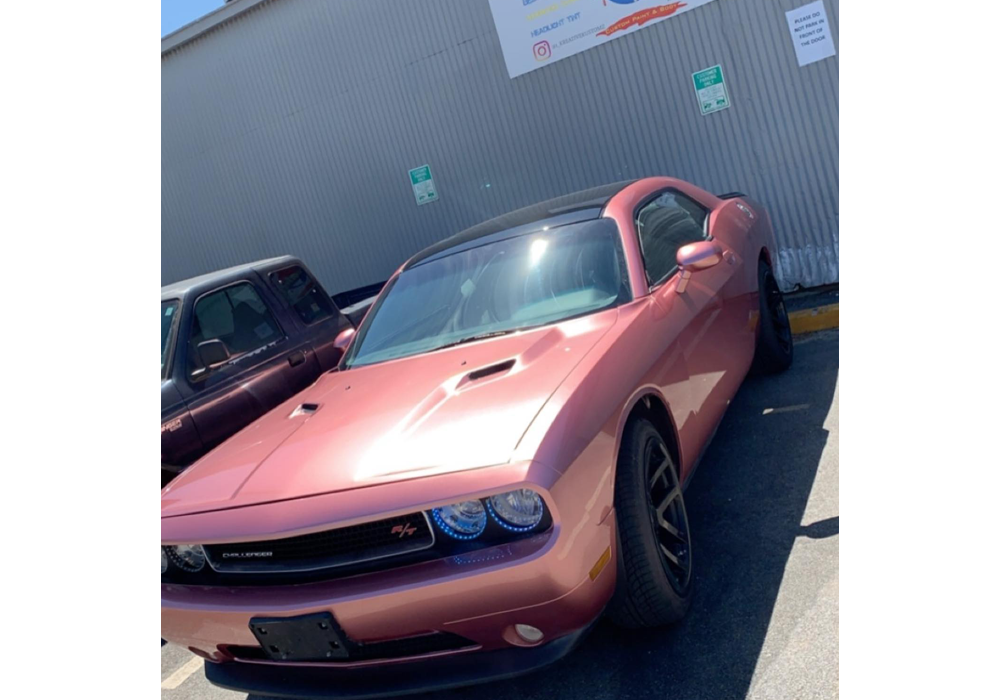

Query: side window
<box><xmin>270</xmin><ymin>266</ymin><xmax>337</xmax><ymax>325</ymax></box>
<box><xmin>635</xmin><ymin>190</ymin><xmax>709</xmax><ymax>285</ymax></box>
<box><xmin>188</xmin><ymin>283</ymin><xmax>283</xmax><ymax>377</ymax></box>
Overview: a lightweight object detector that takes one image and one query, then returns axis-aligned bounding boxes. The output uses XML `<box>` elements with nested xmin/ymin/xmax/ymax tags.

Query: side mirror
<box><xmin>197</xmin><ymin>339</ymin><xmax>231</xmax><ymax>370</ymax></box>
<box><xmin>334</xmin><ymin>327</ymin><xmax>356</xmax><ymax>354</ymax></box>
<box><xmin>675</xmin><ymin>240</ymin><xmax>724</xmax><ymax>294</ymax></box>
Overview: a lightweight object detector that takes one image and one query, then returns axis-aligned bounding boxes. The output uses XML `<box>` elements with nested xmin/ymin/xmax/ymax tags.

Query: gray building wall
<box><xmin>162</xmin><ymin>0</ymin><xmax>838</xmax><ymax>293</ymax></box>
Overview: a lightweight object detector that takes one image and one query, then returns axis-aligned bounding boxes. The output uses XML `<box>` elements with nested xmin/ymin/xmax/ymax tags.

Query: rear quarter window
<box><xmin>271</xmin><ymin>266</ymin><xmax>337</xmax><ymax>325</ymax></box>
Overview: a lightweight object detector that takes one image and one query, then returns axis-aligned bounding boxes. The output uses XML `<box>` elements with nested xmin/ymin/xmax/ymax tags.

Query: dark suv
<box><xmin>161</xmin><ymin>257</ymin><xmax>355</xmax><ymax>485</ymax></box>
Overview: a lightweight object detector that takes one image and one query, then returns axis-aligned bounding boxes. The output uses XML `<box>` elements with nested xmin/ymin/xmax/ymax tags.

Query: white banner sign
<box><xmin>488</xmin><ymin>0</ymin><xmax>718</xmax><ymax>79</ymax></box>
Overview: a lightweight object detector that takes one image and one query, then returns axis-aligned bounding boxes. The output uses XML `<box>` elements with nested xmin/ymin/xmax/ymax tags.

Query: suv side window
<box><xmin>270</xmin><ymin>265</ymin><xmax>337</xmax><ymax>325</ymax></box>
<box><xmin>635</xmin><ymin>190</ymin><xmax>709</xmax><ymax>286</ymax></box>
<box><xmin>188</xmin><ymin>282</ymin><xmax>283</xmax><ymax>377</ymax></box>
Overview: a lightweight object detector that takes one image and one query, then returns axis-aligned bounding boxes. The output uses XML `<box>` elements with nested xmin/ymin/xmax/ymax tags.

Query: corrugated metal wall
<box><xmin>162</xmin><ymin>0</ymin><xmax>838</xmax><ymax>292</ymax></box>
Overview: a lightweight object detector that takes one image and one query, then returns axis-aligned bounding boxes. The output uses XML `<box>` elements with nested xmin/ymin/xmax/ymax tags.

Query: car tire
<box><xmin>752</xmin><ymin>260</ymin><xmax>793</xmax><ymax>374</ymax></box>
<box><xmin>608</xmin><ymin>417</ymin><xmax>693</xmax><ymax>628</ymax></box>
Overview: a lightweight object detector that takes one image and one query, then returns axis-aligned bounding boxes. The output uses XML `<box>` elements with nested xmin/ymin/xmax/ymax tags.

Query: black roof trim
<box><xmin>404</xmin><ymin>180</ymin><xmax>636</xmax><ymax>270</ymax></box>
<box><xmin>160</xmin><ymin>255</ymin><xmax>297</xmax><ymax>300</ymax></box>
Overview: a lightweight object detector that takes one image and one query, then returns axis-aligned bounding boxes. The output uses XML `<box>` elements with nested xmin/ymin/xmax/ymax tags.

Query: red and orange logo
<box><xmin>598</xmin><ymin>2</ymin><xmax>687</xmax><ymax>37</ymax></box>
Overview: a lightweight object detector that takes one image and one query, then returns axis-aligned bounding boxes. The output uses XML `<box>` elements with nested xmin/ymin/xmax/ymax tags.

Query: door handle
<box><xmin>724</xmin><ymin>251</ymin><xmax>737</xmax><ymax>265</ymax></box>
<box><xmin>288</xmin><ymin>351</ymin><xmax>306</xmax><ymax>367</ymax></box>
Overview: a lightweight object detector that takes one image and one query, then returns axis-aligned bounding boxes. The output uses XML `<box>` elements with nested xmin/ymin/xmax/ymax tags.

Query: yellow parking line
<box><xmin>789</xmin><ymin>303</ymin><xmax>839</xmax><ymax>335</ymax></box>
<box><xmin>161</xmin><ymin>655</ymin><xmax>203</xmax><ymax>690</ymax></box>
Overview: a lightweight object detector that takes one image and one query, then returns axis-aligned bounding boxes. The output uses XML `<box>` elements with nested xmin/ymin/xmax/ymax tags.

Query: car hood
<box><xmin>162</xmin><ymin>310</ymin><xmax>618</xmax><ymax>517</ymax></box>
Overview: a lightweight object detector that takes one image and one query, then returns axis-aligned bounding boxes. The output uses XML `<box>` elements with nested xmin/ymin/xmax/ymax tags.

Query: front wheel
<box><xmin>752</xmin><ymin>261</ymin><xmax>793</xmax><ymax>374</ymax></box>
<box><xmin>608</xmin><ymin>418</ymin><xmax>693</xmax><ymax>628</ymax></box>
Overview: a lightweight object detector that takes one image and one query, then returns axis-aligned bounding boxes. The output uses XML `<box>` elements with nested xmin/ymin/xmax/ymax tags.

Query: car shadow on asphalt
<box><xmin>246</xmin><ymin>332</ymin><xmax>838</xmax><ymax>700</ymax></box>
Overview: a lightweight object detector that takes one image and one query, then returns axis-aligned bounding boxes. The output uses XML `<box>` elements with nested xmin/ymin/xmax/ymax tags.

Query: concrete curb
<box><xmin>789</xmin><ymin>303</ymin><xmax>839</xmax><ymax>335</ymax></box>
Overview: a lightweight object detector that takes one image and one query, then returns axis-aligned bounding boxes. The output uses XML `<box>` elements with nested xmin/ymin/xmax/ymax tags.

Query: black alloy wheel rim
<box><xmin>765</xmin><ymin>271</ymin><xmax>792</xmax><ymax>353</ymax></box>
<box><xmin>645</xmin><ymin>436</ymin><xmax>692</xmax><ymax>595</ymax></box>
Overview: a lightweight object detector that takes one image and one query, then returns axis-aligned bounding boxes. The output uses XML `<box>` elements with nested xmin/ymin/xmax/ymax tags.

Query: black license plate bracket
<box><xmin>249</xmin><ymin>612</ymin><xmax>351</xmax><ymax>661</ymax></box>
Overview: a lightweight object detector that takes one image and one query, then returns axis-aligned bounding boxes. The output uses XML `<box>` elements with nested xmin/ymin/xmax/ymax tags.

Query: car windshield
<box><xmin>162</xmin><ymin>301</ymin><xmax>179</xmax><ymax>380</ymax></box>
<box><xmin>344</xmin><ymin>218</ymin><xmax>629</xmax><ymax>368</ymax></box>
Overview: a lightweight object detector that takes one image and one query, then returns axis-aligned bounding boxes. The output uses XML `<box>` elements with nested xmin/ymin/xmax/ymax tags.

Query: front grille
<box><xmin>227</xmin><ymin>631</ymin><xmax>476</xmax><ymax>663</ymax></box>
<box><xmin>203</xmin><ymin>512</ymin><xmax>434</xmax><ymax>574</ymax></box>
<box><xmin>350</xmin><ymin>631</ymin><xmax>476</xmax><ymax>660</ymax></box>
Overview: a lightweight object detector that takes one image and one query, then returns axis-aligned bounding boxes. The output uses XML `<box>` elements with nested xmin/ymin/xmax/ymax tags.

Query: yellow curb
<box><xmin>789</xmin><ymin>303</ymin><xmax>839</xmax><ymax>335</ymax></box>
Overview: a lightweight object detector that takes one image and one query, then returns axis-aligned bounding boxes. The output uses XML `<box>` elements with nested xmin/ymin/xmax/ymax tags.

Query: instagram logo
<box><xmin>532</xmin><ymin>40</ymin><xmax>552</xmax><ymax>61</ymax></box>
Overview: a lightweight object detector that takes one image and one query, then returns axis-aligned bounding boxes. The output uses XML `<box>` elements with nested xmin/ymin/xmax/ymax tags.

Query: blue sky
<box><xmin>162</xmin><ymin>1</ymin><xmax>225</xmax><ymax>37</ymax></box>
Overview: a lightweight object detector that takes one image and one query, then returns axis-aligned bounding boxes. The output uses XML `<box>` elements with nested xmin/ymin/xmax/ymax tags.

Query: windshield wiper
<box><xmin>431</xmin><ymin>329</ymin><xmax>518</xmax><ymax>353</ymax></box>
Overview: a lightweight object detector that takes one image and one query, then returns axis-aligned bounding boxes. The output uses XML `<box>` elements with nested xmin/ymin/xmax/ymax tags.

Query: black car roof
<box><xmin>404</xmin><ymin>180</ymin><xmax>636</xmax><ymax>270</ymax></box>
<box><xmin>160</xmin><ymin>255</ymin><xmax>296</xmax><ymax>301</ymax></box>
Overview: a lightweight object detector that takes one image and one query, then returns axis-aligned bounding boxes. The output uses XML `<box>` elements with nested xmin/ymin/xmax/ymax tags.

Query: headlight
<box><xmin>165</xmin><ymin>544</ymin><xmax>207</xmax><ymax>572</ymax></box>
<box><xmin>161</xmin><ymin>547</ymin><xmax>168</xmax><ymax>575</ymax></box>
<box><xmin>432</xmin><ymin>500</ymin><xmax>487</xmax><ymax>539</ymax></box>
<box><xmin>487</xmin><ymin>489</ymin><xmax>544</xmax><ymax>531</ymax></box>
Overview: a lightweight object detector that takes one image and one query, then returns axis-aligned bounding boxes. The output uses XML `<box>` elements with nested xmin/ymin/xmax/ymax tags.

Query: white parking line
<box><xmin>762</xmin><ymin>403</ymin><xmax>810</xmax><ymax>415</ymax></box>
<box><xmin>161</xmin><ymin>655</ymin><xmax>203</xmax><ymax>690</ymax></box>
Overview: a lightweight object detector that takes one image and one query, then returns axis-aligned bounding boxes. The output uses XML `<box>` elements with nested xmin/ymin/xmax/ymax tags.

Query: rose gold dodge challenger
<box><xmin>161</xmin><ymin>177</ymin><xmax>792</xmax><ymax>698</ymax></box>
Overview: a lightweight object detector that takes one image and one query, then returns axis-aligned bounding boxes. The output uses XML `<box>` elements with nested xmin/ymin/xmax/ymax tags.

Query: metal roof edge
<box><xmin>161</xmin><ymin>0</ymin><xmax>272</xmax><ymax>57</ymax></box>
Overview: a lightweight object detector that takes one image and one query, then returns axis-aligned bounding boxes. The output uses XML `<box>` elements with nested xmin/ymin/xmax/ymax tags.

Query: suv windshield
<box><xmin>161</xmin><ymin>301</ymin><xmax>179</xmax><ymax>380</ymax></box>
<box><xmin>345</xmin><ymin>218</ymin><xmax>629</xmax><ymax>368</ymax></box>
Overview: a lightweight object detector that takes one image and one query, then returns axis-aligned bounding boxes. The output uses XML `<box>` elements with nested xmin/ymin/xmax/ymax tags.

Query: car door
<box><xmin>267</xmin><ymin>264</ymin><xmax>351</xmax><ymax>379</ymax></box>
<box><xmin>709</xmin><ymin>197</ymin><xmax>761</xmax><ymax>369</ymax></box>
<box><xmin>634</xmin><ymin>188</ymin><xmax>747</xmax><ymax>465</ymax></box>
<box><xmin>177</xmin><ymin>280</ymin><xmax>294</xmax><ymax>456</ymax></box>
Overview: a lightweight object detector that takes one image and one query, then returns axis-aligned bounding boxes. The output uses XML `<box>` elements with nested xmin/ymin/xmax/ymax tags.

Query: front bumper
<box><xmin>162</xmin><ymin>460</ymin><xmax>618</xmax><ymax>693</ymax></box>
<box><xmin>204</xmin><ymin>620</ymin><xmax>596</xmax><ymax>699</ymax></box>
<box><xmin>162</xmin><ymin>526</ymin><xmax>614</xmax><ymax>662</ymax></box>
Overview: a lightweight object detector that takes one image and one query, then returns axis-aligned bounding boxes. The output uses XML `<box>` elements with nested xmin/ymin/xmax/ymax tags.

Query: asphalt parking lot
<box><xmin>162</xmin><ymin>329</ymin><xmax>839</xmax><ymax>700</ymax></box>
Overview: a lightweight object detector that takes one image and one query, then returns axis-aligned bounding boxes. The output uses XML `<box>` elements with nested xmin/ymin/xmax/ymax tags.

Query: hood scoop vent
<box><xmin>465</xmin><ymin>359</ymin><xmax>516</xmax><ymax>382</ymax></box>
<box><xmin>289</xmin><ymin>403</ymin><xmax>321</xmax><ymax>418</ymax></box>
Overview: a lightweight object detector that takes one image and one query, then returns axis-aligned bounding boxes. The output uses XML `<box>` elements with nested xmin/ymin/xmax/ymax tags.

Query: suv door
<box><xmin>268</xmin><ymin>264</ymin><xmax>352</xmax><ymax>375</ymax></box>
<box><xmin>176</xmin><ymin>281</ymin><xmax>294</xmax><ymax>455</ymax></box>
